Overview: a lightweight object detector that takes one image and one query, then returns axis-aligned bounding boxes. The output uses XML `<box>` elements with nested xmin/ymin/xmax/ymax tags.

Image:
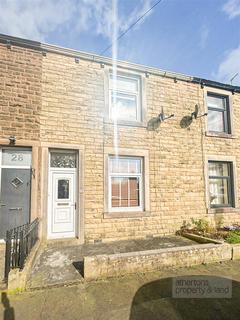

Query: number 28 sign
<box><xmin>11</xmin><ymin>153</ymin><xmax>24</xmax><ymax>162</ymax></box>
<box><xmin>2</xmin><ymin>149</ymin><xmax>31</xmax><ymax>167</ymax></box>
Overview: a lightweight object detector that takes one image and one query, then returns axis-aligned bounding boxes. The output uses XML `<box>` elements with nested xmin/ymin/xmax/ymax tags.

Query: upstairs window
<box><xmin>207</xmin><ymin>93</ymin><xmax>231</xmax><ymax>134</ymax></box>
<box><xmin>109</xmin><ymin>73</ymin><xmax>141</xmax><ymax>122</ymax></box>
<box><xmin>109</xmin><ymin>156</ymin><xmax>143</xmax><ymax>211</ymax></box>
<box><xmin>208</xmin><ymin>161</ymin><xmax>234</xmax><ymax>208</ymax></box>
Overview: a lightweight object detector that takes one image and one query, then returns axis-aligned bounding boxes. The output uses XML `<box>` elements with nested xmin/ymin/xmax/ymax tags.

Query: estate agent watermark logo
<box><xmin>172</xmin><ymin>276</ymin><xmax>232</xmax><ymax>298</ymax></box>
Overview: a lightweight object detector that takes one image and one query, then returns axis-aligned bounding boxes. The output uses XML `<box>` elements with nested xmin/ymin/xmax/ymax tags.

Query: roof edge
<box><xmin>0</xmin><ymin>33</ymin><xmax>240</xmax><ymax>93</ymax></box>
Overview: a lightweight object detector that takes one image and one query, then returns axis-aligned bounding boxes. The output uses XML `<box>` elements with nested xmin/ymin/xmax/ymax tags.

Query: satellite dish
<box><xmin>147</xmin><ymin>107</ymin><xmax>174</xmax><ymax>131</ymax></box>
<box><xmin>147</xmin><ymin>116</ymin><xmax>161</xmax><ymax>131</ymax></box>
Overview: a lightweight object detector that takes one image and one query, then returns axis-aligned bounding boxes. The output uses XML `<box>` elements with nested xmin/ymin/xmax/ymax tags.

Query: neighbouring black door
<box><xmin>0</xmin><ymin>148</ymin><xmax>32</xmax><ymax>239</ymax></box>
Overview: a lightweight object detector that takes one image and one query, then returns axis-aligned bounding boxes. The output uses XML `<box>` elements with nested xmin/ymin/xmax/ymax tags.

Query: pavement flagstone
<box><xmin>1</xmin><ymin>260</ymin><xmax>240</xmax><ymax>320</ymax></box>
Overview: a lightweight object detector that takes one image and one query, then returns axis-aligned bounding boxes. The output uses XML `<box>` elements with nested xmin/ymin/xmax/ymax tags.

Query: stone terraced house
<box><xmin>1</xmin><ymin>33</ymin><xmax>240</xmax><ymax>244</ymax></box>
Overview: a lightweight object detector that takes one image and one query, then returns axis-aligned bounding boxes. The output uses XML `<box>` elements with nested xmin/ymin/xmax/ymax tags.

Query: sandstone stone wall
<box><xmin>40</xmin><ymin>52</ymin><xmax>240</xmax><ymax>242</ymax></box>
<box><xmin>0</xmin><ymin>44</ymin><xmax>42</xmax><ymax>140</ymax></box>
<box><xmin>1</xmin><ymin>39</ymin><xmax>240</xmax><ymax>243</ymax></box>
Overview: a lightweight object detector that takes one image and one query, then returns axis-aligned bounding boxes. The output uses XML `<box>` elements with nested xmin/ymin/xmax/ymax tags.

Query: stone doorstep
<box><xmin>45</xmin><ymin>238</ymin><xmax>82</xmax><ymax>248</ymax></box>
<box><xmin>84</xmin><ymin>243</ymin><xmax>233</xmax><ymax>281</ymax></box>
<box><xmin>26</xmin><ymin>235</ymin><xmax>196</xmax><ymax>291</ymax></box>
<box><xmin>26</xmin><ymin>278</ymin><xmax>84</xmax><ymax>292</ymax></box>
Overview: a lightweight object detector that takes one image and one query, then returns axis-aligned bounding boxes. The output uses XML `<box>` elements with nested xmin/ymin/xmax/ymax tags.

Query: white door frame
<box><xmin>47</xmin><ymin>150</ymin><xmax>78</xmax><ymax>239</ymax></box>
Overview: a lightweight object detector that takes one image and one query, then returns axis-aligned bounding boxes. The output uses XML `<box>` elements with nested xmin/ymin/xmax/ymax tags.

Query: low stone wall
<box><xmin>0</xmin><ymin>243</ymin><xmax>6</xmax><ymax>282</ymax></box>
<box><xmin>8</xmin><ymin>240</ymin><xmax>41</xmax><ymax>290</ymax></box>
<box><xmin>232</xmin><ymin>244</ymin><xmax>240</xmax><ymax>260</ymax></box>
<box><xmin>84</xmin><ymin>243</ymin><xmax>232</xmax><ymax>280</ymax></box>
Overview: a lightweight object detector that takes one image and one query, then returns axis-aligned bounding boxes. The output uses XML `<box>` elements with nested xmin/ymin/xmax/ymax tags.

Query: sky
<box><xmin>0</xmin><ymin>0</ymin><xmax>240</xmax><ymax>85</ymax></box>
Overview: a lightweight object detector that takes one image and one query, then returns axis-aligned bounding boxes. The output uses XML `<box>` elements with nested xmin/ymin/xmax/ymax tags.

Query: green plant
<box><xmin>191</xmin><ymin>218</ymin><xmax>210</xmax><ymax>234</ymax></box>
<box><xmin>225</xmin><ymin>231</ymin><xmax>240</xmax><ymax>244</ymax></box>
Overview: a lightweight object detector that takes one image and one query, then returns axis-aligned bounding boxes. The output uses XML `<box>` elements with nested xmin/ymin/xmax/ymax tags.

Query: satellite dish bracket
<box><xmin>159</xmin><ymin>112</ymin><xmax>174</xmax><ymax>123</ymax></box>
<box><xmin>191</xmin><ymin>104</ymin><xmax>207</xmax><ymax>120</ymax></box>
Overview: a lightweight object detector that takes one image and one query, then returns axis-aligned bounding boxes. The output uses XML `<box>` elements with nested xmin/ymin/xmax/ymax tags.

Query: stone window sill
<box><xmin>205</xmin><ymin>132</ymin><xmax>235</xmax><ymax>139</ymax></box>
<box><xmin>104</xmin><ymin>211</ymin><xmax>150</xmax><ymax>219</ymax></box>
<box><xmin>208</xmin><ymin>207</ymin><xmax>240</xmax><ymax>214</ymax></box>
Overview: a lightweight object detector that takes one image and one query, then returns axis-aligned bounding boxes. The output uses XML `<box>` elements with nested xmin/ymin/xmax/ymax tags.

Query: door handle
<box><xmin>9</xmin><ymin>207</ymin><xmax>23</xmax><ymax>211</ymax></box>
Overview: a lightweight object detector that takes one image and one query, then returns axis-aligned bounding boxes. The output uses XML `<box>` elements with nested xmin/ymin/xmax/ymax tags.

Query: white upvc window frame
<box><xmin>109</xmin><ymin>73</ymin><xmax>142</xmax><ymax>122</ymax></box>
<box><xmin>108</xmin><ymin>156</ymin><xmax>143</xmax><ymax>212</ymax></box>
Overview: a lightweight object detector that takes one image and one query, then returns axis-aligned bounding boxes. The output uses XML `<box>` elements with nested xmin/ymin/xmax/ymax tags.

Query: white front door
<box><xmin>48</xmin><ymin>171</ymin><xmax>76</xmax><ymax>238</ymax></box>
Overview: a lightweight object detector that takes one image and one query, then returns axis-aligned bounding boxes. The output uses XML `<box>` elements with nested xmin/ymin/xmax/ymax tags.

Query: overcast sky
<box><xmin>0</xmin><ymin>0</ymin><xmax>240</xmax><ymax>85</ymax></box>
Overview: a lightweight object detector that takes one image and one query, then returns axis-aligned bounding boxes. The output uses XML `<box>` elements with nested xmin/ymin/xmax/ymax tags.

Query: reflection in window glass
<box><xmin>58</xmin><ymin>179</ymin><xmax>69</xmax><ymax>199</ymax></box>
<box><xmin>208</xmin><ymin>161</ymin><xmax>233</xmax><ymax>207</ymax></box>
<box><xmin>110</xmin><ymin>157</ymin><xmax>141</xmax><ymax>174</ymax></box>
<box><xmin>207</xmin><ymin>95</ymin><xmax>225</xmax><ymax>109</ymax></box>
<box><xmin>111</xmin><ymin>93</ymin><xmax>137</xmax><ymax>121</ymax></box>
<box><xmin>111</xmin><ymin>177</ymin><xmax>140</xmax><ymax>208</ymax></box>
<box><xmin>110</xmin><ymin>75</ymin><xmax>138</xmax><ymax>92</ymax></box>
<box><xmin>208</xmin><ymin>109</ymin><xmax>224</xmax><ymax>132</ymax></box>
<box><xmin>207</xmin><ymin>93</ymin><xmax>230</xmax><ymax>133</ymax></box>
<box><xmin>109</xmin><ymin>73</ymin><xmax>141</xmax><ymax>122</ymax></box>
<box><xmin>109</xmin><ymin>156</ymin><xmax>143</xmax><ymax>210</ymax></box>
<box><xmin>209</xmin><ymin>179</ymin><xmax>229</xmax><ymax>206</ymax></box>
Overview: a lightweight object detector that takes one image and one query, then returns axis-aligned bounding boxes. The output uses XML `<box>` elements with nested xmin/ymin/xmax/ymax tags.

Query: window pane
<box><xmin>120</xmin><ymin>178</ymin><xmax>128</xmax><ymax>207</ymax></box>
<box><xmin>118</xmin><ymin>158</ymin><xmax>129</xmax><ymax>173</ymax></box>
<box><xmin>111</xmin><ymin>158</ymin><xmax>119</xmax><ymax>173</ymax></box>
<box><xmin>50</xmin><ymin>152</ymin><xmax>76</xmax><ymax>168</ymax></box>
<box><xmin>2</xmin><ymin>149</ymin><xmax>31</xmax><ymax>166</ymax></box>
<box><xmin>110</xmin><ymin>75</ymin><xmax>138</xmax><ymax>92</ymax></box>
<box><xmin>110</xmin><ymin>157</ymin><xmax>141</xmax><ymax>174</ymax></box>
<box><xmin>111</xmin><ymin>92</ymin><xmax>137</xmax><ymax>121</ymax></box>
<box><xmin>58</xmin><ymin>179</ymin><xmax>69</xmax><ymax>199</ymax></box>
<box><xmin>128</xmin><ymin>159</ymin><xmax>141</xmax><ymax>174</ymax></box>
<box><xmin>110</xmin><ymin>158</ymin><xmax>128</xmax><ymax>173</ymax></box>
<box><xmin>111</xmin><ymin>177</ymin><xmax>120</xmax><ymax>207</ymax></box>
<box><xmin>208</xmin><ymin>109</ymin><xmax>225</xmax><ymax>132</ymax></box>
<box><xmin>208</xmin><ymin>162</ymin><xmax>229</xmax><ymax>177</ymax></box>
<box><xmin>111</xmin><ymin>177</ymin><xmax>140</xmax><ymax>208</ymax></box>
<box><xmin>209</xmin><ymin>178</ymin><xmax>229</xmax><ymax>206</ymax></box>
<box><xmin>207</xmin><ymin>95</ymin><xmax>226</xmax><ymax>110</ymax></box>
<box><xmin>129</xmin><ymin>177</ymin><xmax>140</xmax><ymax>207</ymax></box>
